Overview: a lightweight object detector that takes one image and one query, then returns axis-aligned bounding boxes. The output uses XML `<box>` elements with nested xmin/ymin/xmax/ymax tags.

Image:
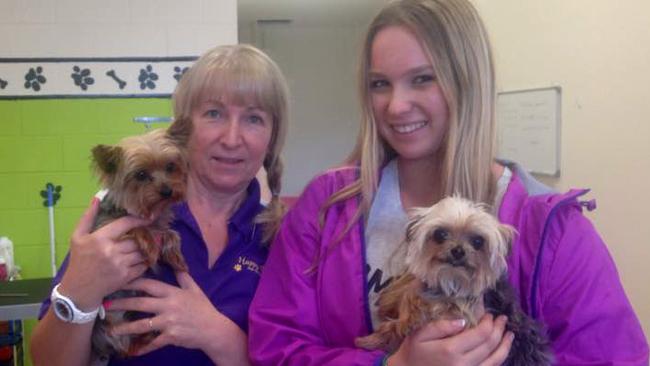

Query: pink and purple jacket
<box><xmin>249</xmin><ymin>163</ymin><xmax>649</xmax><ymax>365</ymax></box>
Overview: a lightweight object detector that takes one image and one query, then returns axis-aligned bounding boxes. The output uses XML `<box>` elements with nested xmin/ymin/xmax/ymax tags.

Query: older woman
<box><xmin>30</xmin><ymin>44</ymin><xmax>289</xmax><ymax>366</ymax></box>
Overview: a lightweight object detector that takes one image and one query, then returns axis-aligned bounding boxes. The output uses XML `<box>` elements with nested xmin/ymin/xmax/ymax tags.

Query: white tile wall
<box><xmin>196</xmin><ymin>25</ymin><xmax>238</xmax><ymax>50</ymax></box>
<box><xmin>0</xmin><ymin>0</ymin><xmax>236</xmax><ymax>58</ymax></box>
<box><xmin>201</xmin><ymin>0</ymin><xmax>237</xmax><ymax>25</ymax></box>
<box><xmin>167</xmin><ymin>24</ymin><xmax>238</xmax><ymax>56</ymax></box>
<box><xmin>2</xmin><ymin>25</ymin><xmax>62</xmax><ymax>57</ymax></box>
<box><xmin>162</xmin><ymin>0</ymin><xmax>203</xmax><ymax>24</ymax></box>
<box><xmin>55</xmin><ymin>0</ymin><xmax>130</xmax><ymax>24</ymax></box>
<box><xmin>0</xmin><ymin>0</ymin><xmax>56</xmax><ymax>23</ymax></box>
<box><xmin>127</xmin><ymin>0</ymin><xmax>160</xmax><ymax>24</ymax></box>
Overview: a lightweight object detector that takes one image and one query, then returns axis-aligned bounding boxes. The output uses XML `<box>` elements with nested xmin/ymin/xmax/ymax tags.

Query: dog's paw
<box><xmin>161</xmin><ymin>231</ymin><xmax>187</xmax><ymax>272</ymax></box>
<box><xmin>164</xmin><ymin>230</ymin><xmax>181</xmax><ymax>247</ymax></box>
<box><xmin>164</xmin><ymin>249</ymin><xmax>188</xmax><ymax>272</ymax></box>
<box><xmin>129</xmin><ymin>228</ymin><xmax>161</xmax><ymax>268</ymax></box>
<box><xmin>354</xmin><ymin>334</ymin><xmax>387</xmax><ymax>351</ymax></box>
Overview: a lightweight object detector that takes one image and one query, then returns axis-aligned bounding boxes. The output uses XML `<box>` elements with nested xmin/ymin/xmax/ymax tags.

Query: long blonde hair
<box><xmin>168</xmin><ymin>44</ymin><xmax>290</xmax><ymax>243</ymax></box>
<box><xmin>326</xmin><ymin>0</ymin><xmax>497</xmax><ymax>223</ymax></box>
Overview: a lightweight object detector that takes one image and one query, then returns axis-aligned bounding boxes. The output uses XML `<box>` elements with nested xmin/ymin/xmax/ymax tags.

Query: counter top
<box><xmin>0</xmin><ymin>278</ymin><xmax>52</xmax><ymax>321</ymax></box>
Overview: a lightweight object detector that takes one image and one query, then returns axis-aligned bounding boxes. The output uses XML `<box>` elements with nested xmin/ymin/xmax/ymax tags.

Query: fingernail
<box><xmin>508</xmin><ymin>332</ymin><xmax>515</xmax><ymax>341</ymax></box>
<box><xmin>452</xmin><ymin>319</ymin><xmax>466</xmax><ymax>328</ymax></box>
<box><xmin>103</xmin><ymin>300</ymin><xmax>112</xmax><ymax>309</ymax></box>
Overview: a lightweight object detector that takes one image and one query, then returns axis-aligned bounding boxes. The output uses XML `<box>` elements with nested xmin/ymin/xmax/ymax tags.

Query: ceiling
<box><xmin>237</xmin><ymin>0</ymin><xmax>386</xmax><ymax>27</ymax></box>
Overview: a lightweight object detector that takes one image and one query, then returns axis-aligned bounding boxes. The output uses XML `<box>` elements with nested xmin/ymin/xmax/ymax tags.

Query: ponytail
<box><xmin>255</xmin><ymin>157</ymin><xmax>286</xmax><ymax>244</ymax></box>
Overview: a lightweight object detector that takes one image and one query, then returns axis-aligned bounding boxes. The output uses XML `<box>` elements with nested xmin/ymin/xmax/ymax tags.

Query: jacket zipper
<box><xmin>530</xmin><ymin>189</ymin><xmax>590</xmax><ymax>319</ymax></box>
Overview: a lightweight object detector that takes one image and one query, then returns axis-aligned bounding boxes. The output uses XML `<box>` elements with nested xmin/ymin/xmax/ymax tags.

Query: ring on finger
<box><xmin>148</xmin><ymin>318</ymin><xmax>154</xmax><ymax>330</ymax></box>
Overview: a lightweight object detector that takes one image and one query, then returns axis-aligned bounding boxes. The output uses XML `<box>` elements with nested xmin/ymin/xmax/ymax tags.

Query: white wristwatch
<box><xmin>50</xmin><ymin>284</ymin><xmax>105</xmax><ymax>324</ymax></box>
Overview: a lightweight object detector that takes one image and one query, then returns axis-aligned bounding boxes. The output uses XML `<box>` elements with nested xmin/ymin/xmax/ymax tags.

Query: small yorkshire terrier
<box><xmin>356</xmin><ymin>196</ymin><xmax>552</xmax><ymax>365</ymax></box>
<box><xmin>89</xmin><ymin>128</ymin><xmax>187</xmax><ymax>358</ymax></box>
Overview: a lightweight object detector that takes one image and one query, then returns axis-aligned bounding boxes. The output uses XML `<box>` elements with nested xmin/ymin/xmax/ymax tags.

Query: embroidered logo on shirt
<box><xmin>233</xmin><ymin>256</ymin><xmax>262</xmax><ymax>274</ymax></box>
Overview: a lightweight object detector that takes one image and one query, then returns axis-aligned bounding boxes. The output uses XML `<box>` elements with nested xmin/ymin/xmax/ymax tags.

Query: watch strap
<box><xmin>51</xmin><ymin>283</ymin><xmax>103</xmax><ymax>324</ymax></box>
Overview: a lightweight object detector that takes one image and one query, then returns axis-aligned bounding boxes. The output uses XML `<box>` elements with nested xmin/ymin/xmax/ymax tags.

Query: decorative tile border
<box><xmin>0</xmin><ymin>57</ymin><xmax>197</xmax><ymax>99</ymax></box>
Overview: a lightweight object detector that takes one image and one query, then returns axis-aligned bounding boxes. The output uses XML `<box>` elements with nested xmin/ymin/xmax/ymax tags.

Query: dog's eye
<box><xmin>470</xmin><ymin>235</ymin><xmax>485</xmax><ymax>250</ymax></box>
<box><xmin>135</xmin><ymin>170</ymin><xmax>149</xmax><ymax>182</ymax></box>
<box><xmin>166</xmin><ymin>162</ymin><xmax>176</xmax><ymax>173</ymax></box>
<box><xmin>432</xmin><ymin>228</ymin><xmax>449</xmax><ymax>244</ymax></box>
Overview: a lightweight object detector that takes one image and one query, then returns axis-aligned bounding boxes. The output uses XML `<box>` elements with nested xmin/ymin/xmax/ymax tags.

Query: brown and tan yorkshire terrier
<box><xmin>356</xmin><ymin>196</ymin><xmax>552</xmax><ymax>365</ymax></box>
<box><xmin>89</xmin><ymin>128</ymin><xmax>187</xmax><ymax>358</ymax></box>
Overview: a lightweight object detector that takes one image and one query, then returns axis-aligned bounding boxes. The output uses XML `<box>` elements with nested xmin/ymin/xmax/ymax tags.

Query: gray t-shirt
<box><xmin>364</xmin><ymin>160</ymin><xmax>511</xmax><ymax>329</ymax></box>
<box><xmin>365</xmin><ymin>159</ymin><xmax>409</xmax><ymax>328</ymax></box>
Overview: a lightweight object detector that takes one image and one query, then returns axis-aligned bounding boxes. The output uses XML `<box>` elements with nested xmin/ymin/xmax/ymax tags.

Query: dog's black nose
<box><xmin>451</xmin><ymin>246</ymin><xmax>465</xmax><ymax>260</ymax></box>
<box><xmin>160</xmin><ymin>185</ymin><xmax>173</xmax><ymax>198</ymax></box>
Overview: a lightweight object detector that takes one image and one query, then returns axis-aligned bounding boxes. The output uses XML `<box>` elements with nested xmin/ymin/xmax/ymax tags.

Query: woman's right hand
<box><xmin>387</xmin><ymin>314</ymin><xmax>514</xmax><ymax>366</ymax></box>
<box><xmin>57</xmin><ymin>197</ymin><xmax>151</xmax><ymax>311</ymax></box>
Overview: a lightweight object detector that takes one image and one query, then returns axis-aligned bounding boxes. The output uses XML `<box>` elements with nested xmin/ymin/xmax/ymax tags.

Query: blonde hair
<box><xmin>327</xmin><ymin>0</ymin><xmax>497</xmax><ymax>223</ymax></box>
<box><xmin>168</xmin><ymin>44</ymin><xmax>289</xmax><ymax>243</ymax></box>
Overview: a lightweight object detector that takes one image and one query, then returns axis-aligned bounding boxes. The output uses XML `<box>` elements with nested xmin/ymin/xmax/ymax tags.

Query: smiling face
<box><xmin>369</xmin><ymin>26</ymin><xmax>450</xmax><ymax>164</ymax></box>
<box><xmin>187</xmin><ymin>97</ymin><xmax>272</xmax><ymax>195</ymax></box>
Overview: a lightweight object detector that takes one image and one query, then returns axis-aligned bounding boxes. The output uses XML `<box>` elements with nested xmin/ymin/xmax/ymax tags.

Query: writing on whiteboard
<box><xmin>497</xmin><ymin>87</ymin><xmax>561</xmax><ymax>176</ymax></box>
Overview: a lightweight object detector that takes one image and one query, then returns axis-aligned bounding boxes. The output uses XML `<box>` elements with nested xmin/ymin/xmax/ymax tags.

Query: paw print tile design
<box><xmin>24</xmin><ymin>66</ymin><xmax>47</xmax><ymax>91</ymax></box>
<box><xmin>40</xmin><ymin>182</ymin><xmax>63</xmax><ymax>207</ymax></box>
<box><xmin>138</xmin><ymin>64</ymin><xmax>158</xmax><ymax>90</ymax></box>
<box><xmin>71</xmin><ymin>66</ymin><xmax>95</xmax><ymax>91</ymax></box>
<box><xmin>173</xmin><ymin>66</ymin><xmax>189</xmax><ymax>82</ymax></box>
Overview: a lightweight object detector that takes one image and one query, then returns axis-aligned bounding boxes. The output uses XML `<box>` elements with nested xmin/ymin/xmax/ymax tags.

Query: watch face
<box><xmin>54</xmin><ymin>299</ymin><xmax>73</xmax><ymax>321</ymax></box>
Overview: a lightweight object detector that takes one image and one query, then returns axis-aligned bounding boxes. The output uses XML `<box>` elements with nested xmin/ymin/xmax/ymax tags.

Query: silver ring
<box><xmin>148</xmin><ymin>318</ymin><xmax>154</xmax><ymax>330</ymax></box>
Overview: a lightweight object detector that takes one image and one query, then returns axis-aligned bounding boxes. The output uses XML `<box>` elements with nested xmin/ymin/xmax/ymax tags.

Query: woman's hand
<box><xmin>110</xmin><ymin>272</ymin><xmax>249</xmax><ymax>364</ymax></box>
<box><xmin>58</xmin><ymin>198</ymin><xmax>150</xmax><ymax>310</ymax></box>
<box><xmin>388</xmin><ymin>314</ymin><xmax>514</xmax><ymax>366</ymax></box>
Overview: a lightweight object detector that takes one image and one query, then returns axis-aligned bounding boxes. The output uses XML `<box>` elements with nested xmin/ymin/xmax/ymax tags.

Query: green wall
<box><xmin>0</xmin><ymin>98</ymin><xmax>172</xmax><ymax>365</ymax></box>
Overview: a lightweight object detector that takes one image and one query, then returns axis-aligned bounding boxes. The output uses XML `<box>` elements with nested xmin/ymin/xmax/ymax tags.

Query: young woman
<box><xmin>248</xmin><ymin>1</ymin><xmax>648</xmax><ymax>365</ymax></box>
<box><xmin>31</xmin><ymin>44</ymin><xmax>289</xmax><ymax>366</ymax></box>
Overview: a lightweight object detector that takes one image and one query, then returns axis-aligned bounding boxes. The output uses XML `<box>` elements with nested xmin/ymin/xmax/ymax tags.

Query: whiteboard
<box><xmin>496</xmin><ymin>87</ymin><xmax>561</xmax><ymax>176</ymax></box>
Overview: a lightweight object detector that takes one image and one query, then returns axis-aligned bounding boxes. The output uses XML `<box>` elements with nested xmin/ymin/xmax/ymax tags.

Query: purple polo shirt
<box><xmin>39</xmin><ymin>179</ymin><xmax>269</xmax><ymax>365</ymax></box>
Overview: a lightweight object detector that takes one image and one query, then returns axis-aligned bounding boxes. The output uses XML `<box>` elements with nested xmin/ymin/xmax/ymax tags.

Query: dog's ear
<box><xmin>497</xmin><ymin>223</ymin><xmax>516</xmax><ymax>256</ymax></box>
<box><xmin>92</xmin><ymin>144</ymin><xmax>123</xmax><ymax>176</ymax></box>
<box><xmin>488</xmin><ymin>223</ymin><xmax>516</xmax><ymax>277</ymax></box>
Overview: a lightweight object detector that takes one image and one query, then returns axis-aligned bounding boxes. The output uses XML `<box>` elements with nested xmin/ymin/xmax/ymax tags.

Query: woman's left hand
<box><xmin>109</xmin><ymin>272</ymin><xmax>246</xmax><ymax>360</ymax></box>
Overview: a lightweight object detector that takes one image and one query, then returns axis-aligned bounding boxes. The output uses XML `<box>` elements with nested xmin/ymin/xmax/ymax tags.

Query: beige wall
<box><xmin>472</xmin><ymin>0</ymin><xmax>650</xmax><ymax>336</ymax></box>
